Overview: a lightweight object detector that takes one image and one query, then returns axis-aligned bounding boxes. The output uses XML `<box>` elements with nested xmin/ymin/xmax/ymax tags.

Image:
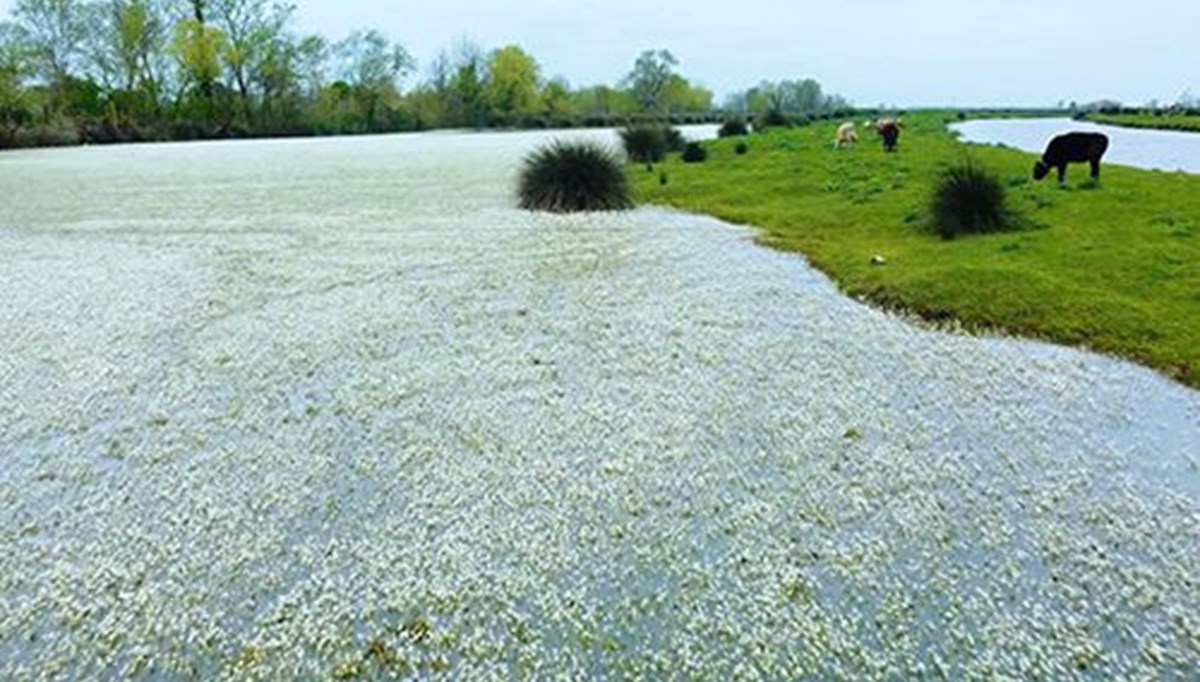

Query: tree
<box><xmin>293</xmin><ymin>33</ymin><xmax>326</xmax><ymax>97</ymax></box>
<box><xmin>572</xmin><ymin>84</ymin><xmax>636</xmax><ymax>117</ymax></box>
<box><xmin>12</xmin><ymin>0</ymin><xmax>90</xmax><ymax>93</ymax></box>
<box><xmin>443</xmin><ymin>39</ymin><xmax>486</xmax><ymax>127</ymax></box>
<box><xmin>334</xmin><ymin>29</ymin><xmax>411</xmax><ymax>92</ymax></box>
<box><xmin>171</xmin><ymin>17</ymin><xmax>225</xmax><ymax>87</ymax></box>
<box><xmin>332</xmin><ymin>29</ymin><xmax>413</xmax><ymax>131</ymax></box>
<box><xmin>170</xmin><ymin>11</ymin><xmax>227</xmax><ymax>128</ymax></box>
<box><xmin>85</xmin><ymin>0</ymin><xmax>168</xmax><ymax>91</ymax></box>
<box><xmin>208</xmin><ymin>0</ymin><xmax>295</xmax><ymax>125</ymax></box>
<box><xmin>623</xmin><ymin>48</ymin><xmax>677</xmax><ymax>112</ymax></box>
<box><xmin>485</xmin><ymin>44</ymin><xmax>538</xmax><ymax>117</ymax></box>
<box><xmin>739</xmin><ymin>78</ymin><xmax>845</xmax><ymax>118</ymax></box>
<box><xmin>660</xmin><ymin>74</ymin><xmax>711</xmax><ymax>113</ymax></box>
<box><xmin>539</xmin><ymin>76</ymin><xmax>570</xmax><ymax>116</ymax></box>
<box><xmin>0</xmin><ymin>22</ymin><xmax>37</xmax><ymax>143</ymax></box>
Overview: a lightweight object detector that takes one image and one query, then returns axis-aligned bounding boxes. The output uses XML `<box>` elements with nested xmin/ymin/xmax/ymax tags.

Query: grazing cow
<box><xmin>874</xmin><ymin>118</ymin><xmax>901</xmax><ymax>152</ymax></box>
<box><xmin>834</xmin><ymin>122</ymin><xmax>858</xmax><ymax>148</ymax></box>
<box><xmin>1033</xmin><ymin>132</ymin><xmax>1110</xmax><ymax>183</ymax></box>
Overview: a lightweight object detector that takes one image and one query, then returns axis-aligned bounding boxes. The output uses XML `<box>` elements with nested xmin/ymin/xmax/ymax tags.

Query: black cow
<box><xmin>1033</xmin><ymin>132</ymin><xmax>1109</xmax><ymax>183</ymax></box>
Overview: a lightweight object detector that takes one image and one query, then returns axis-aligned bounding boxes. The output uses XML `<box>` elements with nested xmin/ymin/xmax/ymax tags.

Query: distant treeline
<box><xmin>0</xmin><ymin>1</ymin><xmax>851</xmax><ymax>149</ymax></box>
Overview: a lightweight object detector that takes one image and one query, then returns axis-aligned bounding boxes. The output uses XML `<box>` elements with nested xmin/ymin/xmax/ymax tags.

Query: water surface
<box><xmin>1</xmin><ymin>129</ymin><xmax>1197</xmax><ymax>680</ymax></box>
<box><xmin>951</xmin><ymin>117</ymin><xmax>1200</xmax><ymax>173</ymax></box>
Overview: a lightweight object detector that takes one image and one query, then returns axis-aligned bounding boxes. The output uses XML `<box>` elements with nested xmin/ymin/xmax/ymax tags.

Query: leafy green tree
<box><xmin>660</xmin><ymin>74</ymin><xmax>712</xmax><ymax>113</ymax></box>
<box><xmin>170</xmin><ymin>9</ymin><xmax>228</xmax><ymax>129</ymax></box>
<box><xmin>539</xmin><ymin>76</ymin><xmax>571</xmax><ymax>116</ymax></box>
<box><xmin>571</xmin><ymin>84</ymin><xmax>636</xmax><ymax>117</ymax></box>
<box><xmin>208</xmin><ymin>0</ymin><xmax>295</xmax><ymax>126</ymax></box>
<box><xmin>443</xmin><ymin>39</ymin><xmax>486</xmax><ymax>127</ymax></box>
<box><xmin>171</xmin><ymin>17</ymin><xmax>225</xmax><ymax>88</ymax></box>
<box><xmin>623</xmin><ymin>48</ymin><xmax>677</xmax><ymax>112</ymax></box>
<box><xmin>740</xmin><ymin>78</ymin><xmax>845</xmax><ymax>118</ymax></box>
<box><xmin>86</xmin><ymin>0</ymin><xmax>167</xmax><ymax>91</ymax></box>
<box><xmin>0</xmin><ymin>22</ymin><xmax>36</xmax><ymax>143</ymax></box>
<box><xmin>332</xmin><ymin>29</ymin><xmax>413</xmax><ymax>131</ymax></box>
<box><xmin>485</xmin><ymin>44</ymin><xmax>538</xmax><ymax>116</ymax></box>
<box><xmin>77</xmin><ymin>0</ymin><xmax>170</xmax><ymax>134</ymax></box>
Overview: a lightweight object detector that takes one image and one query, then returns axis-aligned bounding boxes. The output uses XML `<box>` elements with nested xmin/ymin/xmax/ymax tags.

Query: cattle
<box><xmin>874</xmin><ymin>118</ymin><xmax>901</xmax><ymax>152</ymax></box>
<box><xmin>1033</xmin><ymin>132</ymin><xmax>1110</xmax><ymax>183</ymax></box>
<box><xmin>834</xmin><ymin>122</ymin><xmax>858</xmax><ymax>148</ymax></box>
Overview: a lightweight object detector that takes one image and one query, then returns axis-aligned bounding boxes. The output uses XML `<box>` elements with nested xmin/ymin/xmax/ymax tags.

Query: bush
<box><xmin>517</xmin><ymin>140</ymin><xmax>632</xmax><ymax>213</ymax></box>
<box><xmin>930</xmin><ymin>162</ymin><xmax>1020</xmax><ymax>239</ymax></box>
<box><xmin>619</xmin><ymin>124</ymin><xmax>668</xmax><ymax>163</ymax></box>
<box><xmin>619</xmin><ymin>123</ymin><xmax>685</xmax><ymax>161</ymax></box>
<box><xmin>11</xmin><ymin>116</ymin><xmax>80</xmax><ymax>148</ymax></box>
<box><xmin>718</xmin><ymin>119</ymin><xmax>749</xmax><ymax>137</ymax></box>
<box><xmin>664</xmin><ymin>125</ymin><xmax>686</xmax><ymax>152</ymax></box>
<box><xmin>754</xmin><ymin>109</ymin><xmax>791</xmax><ymax>131</ymax></box>
<box><xmin>681</xmin><ymin>141</ymin><xmax>707</xmax><ymax>163</ymax></box>
<box><xmin>735</xmin><ymin>142</ymin><xmax>749</xmax><ymax>155</ymax></box>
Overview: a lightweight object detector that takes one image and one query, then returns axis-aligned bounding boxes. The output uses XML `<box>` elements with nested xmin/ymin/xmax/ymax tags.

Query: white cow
<box><xmin>834</xmin><ymin>122</ymin><xmax>858</xmax><ymax>148</ymax></box>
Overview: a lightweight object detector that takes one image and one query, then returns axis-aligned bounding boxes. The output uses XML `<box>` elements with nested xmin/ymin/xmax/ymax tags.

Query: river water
<box><xmin>0</xmin><ymin>129</ymin><xmax>1197</xmax><ymax>680</ymax></box>
<box><xmin>951</xmin><ymin>117</ymin><xmax>1200</xmax><ymax>173</ymax></box>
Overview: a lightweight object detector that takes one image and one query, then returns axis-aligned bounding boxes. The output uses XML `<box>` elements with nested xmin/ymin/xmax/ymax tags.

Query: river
<box><xmin>1</xmin><ymin>129</ymin><xmax>1197</xmax><ymax>680</ymax></box>
<box><xmin>952</xmin><ymin>117</ymin><xmax>1200</xmax><ymax>173</ymax></box>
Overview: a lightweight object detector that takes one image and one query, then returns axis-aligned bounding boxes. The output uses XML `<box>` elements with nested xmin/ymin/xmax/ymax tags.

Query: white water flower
<box><xmin>0</xmin><ymin>128</ymin><xmax>1197</xmax><ymax>680</ymax></box>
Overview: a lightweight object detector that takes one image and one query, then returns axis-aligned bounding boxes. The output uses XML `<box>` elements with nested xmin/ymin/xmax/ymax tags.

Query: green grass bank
<box><xmin>1087</xmin><ymin>113</ymin><xmax>1200</xmax><ymax>132</ymax></box>
<box><xmin>632</xmin><ymin>114</ymin><xmax>1200</xmax><ymax>387</ymax></box>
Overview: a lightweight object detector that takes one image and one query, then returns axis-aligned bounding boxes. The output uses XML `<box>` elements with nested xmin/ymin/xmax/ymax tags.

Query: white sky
<box><xmin>2</xmin><ymin>0</ymin><xmax>1197</xmax><ymax>107</ymax></box>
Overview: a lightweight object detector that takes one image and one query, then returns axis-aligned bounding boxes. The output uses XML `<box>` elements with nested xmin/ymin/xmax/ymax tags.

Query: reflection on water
<box><xmin>951</xmin><ymin>117</ymin><xmax>1200</xmax><ymax>173</ymax></box>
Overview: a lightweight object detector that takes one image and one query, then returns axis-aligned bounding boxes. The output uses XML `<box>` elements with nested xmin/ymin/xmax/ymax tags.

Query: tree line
<box><xmin>0</xmin><ymin>0</ymin><xmax>849</xmax><ymax>149</ymax></box>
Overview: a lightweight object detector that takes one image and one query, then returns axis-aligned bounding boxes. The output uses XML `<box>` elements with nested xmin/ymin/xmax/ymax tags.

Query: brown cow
<box><xmin>874</xmin><ymin>118</ymin><xmax>901</xmax><ymax>152</ymax></box>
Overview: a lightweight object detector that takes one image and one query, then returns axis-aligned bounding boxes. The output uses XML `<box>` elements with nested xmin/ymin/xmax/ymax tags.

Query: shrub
<box><xmin>929</xmin><ymin>162</ymin><xmax>1020</xmax><ymax>239</ymax></box>
<box><xmin>517</xmin><ymin>140</ymin><xmax>632</xmax><ymax>213</ymax></box>
<box><xmin>681</xmin><ymin>142</ymin><xmax>707</xmax><ymax>163</ymax></box>
<box><xmin>12</xmin><ymin>116</ymin><xmax>80</xmax><ymax>148</ymax></box>
<box><xmin>718</xmin><ymin>119</ymin><xmax>749</xmax><ymax>137</ymax></box>
<box><xmin>754</xmin><ymin>109</ymin><xmax>791</xmax><ymax>131</ymax></box>
<box><xmin>735</xmin><ymin>142</ymin><xmax>749</xmax><ymax>155</ymax></box>
<box><xmin>619</xmin><ymin>124</ymin><xmax>668</xmax><ymax>163</ymax></box>
<box><xmin>663</xmin><ymin>126</ymin><xmax>686</xmax><ymax>152</ymax></box>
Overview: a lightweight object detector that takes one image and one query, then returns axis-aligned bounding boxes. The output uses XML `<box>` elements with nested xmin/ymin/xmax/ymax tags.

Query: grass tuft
<box><xmin>929</xmin><ymin>162</ymin><xmax>1020</xmax><ymax>239</ymax></box>
<box><xmin>517</xmin><ymin>140</ymin><xmax>632</xmax><ymax>213</ymax></box>
<box><xmin>718</xmin><ymin>119</ymin><xmax>749</xmax><ymax>137</ymax></box>
<box><xmin>619</xmin><ymin>124</ymin><xmax>683</xmax><ymax>163</ymax></box>
<box><xmin>681</xmin><ymin>142</ymin><xmax>708</xmax><ymax>163</ymax></box>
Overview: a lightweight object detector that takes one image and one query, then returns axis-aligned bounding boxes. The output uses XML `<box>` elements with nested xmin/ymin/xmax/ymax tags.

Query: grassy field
<box><xmin>1088</xmin><ymin>112</ymin><xmax>1200</xmax><ymax>132</ymax></box>
<box><xmin>633</xmin><ymin>114</ymin><xmax>1200</xmax><ymax>387</ymax></box>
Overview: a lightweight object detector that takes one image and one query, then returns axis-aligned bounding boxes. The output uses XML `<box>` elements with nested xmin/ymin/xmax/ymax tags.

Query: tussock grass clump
<box><xmin>619</xmin><ymin>125</ymin><xmax>669</xmax><ymax>163</ymax></box>
<box><xmin>930</xmin><ymin>162</ymin><xmax>1020</xmax><ymax>239</ymax></box>
<box><xmin>517</xmin><ymin>140</ymin><xmax>632</xmax><ymax>213</ymax></box>
<box><xmin>681</xmin><ymin>142</ymin><xmax>708</xmax><ymax>163</ymax></box>
<box><xmin>718</xmin><ymin>119</ymin><xmax>749</xmax><ymax>137</ymax></box>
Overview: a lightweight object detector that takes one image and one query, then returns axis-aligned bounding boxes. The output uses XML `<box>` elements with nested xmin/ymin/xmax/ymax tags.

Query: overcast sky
<box><xmin>2</xmin><ymin>0</ymin><xmax>1197</xmax><ymax>106</ymax></box>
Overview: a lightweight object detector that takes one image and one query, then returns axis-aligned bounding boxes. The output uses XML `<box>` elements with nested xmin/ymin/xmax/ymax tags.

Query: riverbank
<box><xmin>634</xmin><ymin>113</ymin><xmax>1200</xmax><ymax>388</ymax></box>
<box><xmin>1086</xmin><ymin>112</ymin><xmax>1200</xmax><ymax>132</ymax></box>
